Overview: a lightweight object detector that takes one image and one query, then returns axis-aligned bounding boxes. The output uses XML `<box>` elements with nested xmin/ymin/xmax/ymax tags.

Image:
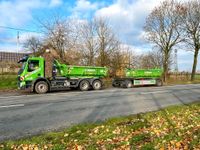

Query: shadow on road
<box><xmin>82</xmin><ymin>89</ymin><xmax>135</xmax><ymax>123</ymax></box>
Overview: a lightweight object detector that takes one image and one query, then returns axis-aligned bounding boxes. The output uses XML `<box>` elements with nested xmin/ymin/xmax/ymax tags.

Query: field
<box><xmin>0</xmin><ymin>74</ymin><xmax>17</xmax><ymax>90</ymax></box>
<box><xmin>1</xmin><ymin>103</ymin><xmax>199</xmax><ymax>150</ymax></box>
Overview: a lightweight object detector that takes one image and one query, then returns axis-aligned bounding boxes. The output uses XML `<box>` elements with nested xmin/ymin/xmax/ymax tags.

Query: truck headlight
<box><xmin>20</xmin><ymin>76</ymin><xmax>24</xmax><ymax>81</ymax></box>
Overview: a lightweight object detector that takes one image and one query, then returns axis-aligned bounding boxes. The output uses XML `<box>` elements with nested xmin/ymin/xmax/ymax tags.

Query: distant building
<box><xmin>0</xmin><ymin>51</ymin><xmax>29</xmax><ymax>62</ymax></box>
<box><xmin>0</xmin><ymin>51</ymin><xmax>29</xmax><ymax>73</ymax></box>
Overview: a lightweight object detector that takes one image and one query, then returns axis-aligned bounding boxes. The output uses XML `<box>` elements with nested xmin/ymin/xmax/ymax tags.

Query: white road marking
<box><xmin>0</xmin><ymin>95</ymin><xmax>27</xmax><ymax>99</ymax></box>
<box><xmin>0</xmin><ymin>95</ymin><xmax>36</xmax><ymax>99</ymax></box>
<box><xmin>0</xmin><ymin>104</ymin><xmax>25</xmax><ymax>108</ymax></box>
<box><xmin>140</xmin><ymin>90</ymin><xmax>169</xmax><ymax>95</ymax></box>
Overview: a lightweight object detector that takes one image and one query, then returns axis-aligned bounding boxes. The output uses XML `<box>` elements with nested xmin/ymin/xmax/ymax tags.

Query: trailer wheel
<box><xmin>125</xmin><ymin>80</ymin><xmax>132</xmax><ymax>88</ymax></box>
<box><xmin>112</xmin><ymin>81</ymin><xmax>117</xmax><ymax>87</ymax></box>
<box><xmin>79</xmin><ymin>80</ymin><xmax>90</xmax><ymax>91</ymax></box>
<box><xmin>92</xmin><ymin>80</ymin><xmax>102</xmax><ymax>90</ymax></box>
<box><xmin>156</xmin><ymin>79</ymin><xmax>163</xmax><ymax>86</ymax></box>
<box><xmin>35</xmin><ymin>81</ymin><xmax>48</xmax><ymax>94</ymax></box>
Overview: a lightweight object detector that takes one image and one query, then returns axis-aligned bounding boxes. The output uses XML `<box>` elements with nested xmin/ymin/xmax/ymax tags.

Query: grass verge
<box><xmin>1</xmin><ymin>102</ymin><xmax>200</xmax><ymax>150</ymax></box>
<box><xmin>0</xmin><ymin>75</ymin><xmax>17</xmax><ymax>90</ymax></box>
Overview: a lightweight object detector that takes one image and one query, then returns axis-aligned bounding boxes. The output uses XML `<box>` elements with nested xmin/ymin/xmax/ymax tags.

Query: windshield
<box><xmin>18</xmin><ymin>62</ymin><xmax>26</xmax><ymax>75</ymax></box>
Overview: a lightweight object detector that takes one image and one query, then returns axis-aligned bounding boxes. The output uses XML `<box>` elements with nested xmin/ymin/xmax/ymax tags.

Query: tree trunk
<box><xmin>163</xmin><ymin>62</ymin><xmax>168</xmax><ymax>82</ymax></box>
<box><xmin>191</xmin><ymin>47</ymin><xmax>199</xmax><ymax>81</ymax></box>
<box><xmin>163</xmin><ymin>51</ymin><xmax>169</xmax><ymax>83</ymax></box>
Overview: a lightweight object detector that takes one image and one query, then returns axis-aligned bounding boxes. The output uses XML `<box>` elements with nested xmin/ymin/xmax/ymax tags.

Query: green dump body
<box><xmin>54</xmin><ymin>60</ymin><xmax>107</xmax><ymax>78</ymax></box>
<box><xmin>125</xmin><ymin>68</ymin><xmax>163</xmax><ymax>78</ymax></box>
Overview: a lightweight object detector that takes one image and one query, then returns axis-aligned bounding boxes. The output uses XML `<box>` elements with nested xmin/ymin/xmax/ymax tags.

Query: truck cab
<box><xmin>18</xmin><ymin>56</ymin><xmax>45</xmax><ymax>90</ymax></box>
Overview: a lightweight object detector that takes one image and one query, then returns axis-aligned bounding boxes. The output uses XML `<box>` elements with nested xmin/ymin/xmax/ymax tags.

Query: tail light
<box><xmin>20</xmin><ymin>76</ymin><xmax>24</xmax><ymax>81</ymax></box>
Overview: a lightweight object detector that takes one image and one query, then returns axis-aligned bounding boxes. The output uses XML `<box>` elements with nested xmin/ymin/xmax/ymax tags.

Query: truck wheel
<box><xmin>79</xmin><ymin>80</ymin><xmax>90</xmax><ymax>91</ymax></box>
<box><xmin>35</xmin><ymin>81</ymin><xmax>48</xmax><ymax>94</ymax></box>
<box><xmin>112</xmin><ymin>80</ymin><xmax>119</xmax><ymax>87</ymax></box>
<box><xmin>112</xmin><ymin>81</ymin><xmax>117</xmax><ymax>87</ymax></box>
<box><xmin>125</xmin><ymin>80</ymin><xmax>132</xmax><ymax>88</ymax></box>
<box><xmin>92</xmin><ymin>80</ymin><xmax>102</xmax><ymax>90</ymax></box>
<box><xmin>156</xmin><ymin>79</ymin><xmax>163</xmax><ymax>86</ymax></box>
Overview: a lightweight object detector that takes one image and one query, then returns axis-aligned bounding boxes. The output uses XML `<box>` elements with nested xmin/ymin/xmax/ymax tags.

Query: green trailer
<box><xmin>112</xmin><ymin>68</ymin><xmax>163</xmax><ymax>88</ymax></box>
<box><xmin>17</xmin><ymin>56</ymin><xmax>108</xmax><ymax>94</ymax></box>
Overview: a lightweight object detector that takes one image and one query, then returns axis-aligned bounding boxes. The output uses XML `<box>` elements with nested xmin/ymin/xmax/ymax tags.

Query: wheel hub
<box><xmin>38</xmin><ymin>84</ymin><xmax>46</xmax><ymax>92</ymax></box>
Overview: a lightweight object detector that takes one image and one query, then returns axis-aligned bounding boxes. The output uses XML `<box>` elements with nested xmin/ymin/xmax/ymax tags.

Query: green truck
<box><xmin>112</xmin><ymin>68</ymin><xmax>163</xmax><ymax>88</ymax></box>
<box><xmin>18</xmin><ymin>56</ymin><xmax>108</xmax><ymax>94</ymax></box>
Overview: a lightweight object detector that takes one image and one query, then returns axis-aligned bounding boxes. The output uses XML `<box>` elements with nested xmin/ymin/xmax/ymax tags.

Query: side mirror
<box><xmin>18</xmin><ymin>55</ymin><xmax>29</xmax><ymax>63</ymax></box>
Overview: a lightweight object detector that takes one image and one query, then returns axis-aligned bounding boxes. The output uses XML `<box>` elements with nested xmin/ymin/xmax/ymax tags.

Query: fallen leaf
<box><xmin>64</xmin><ymin>133</ymin><xmax>69</xmax><ymax>137</ymax></box>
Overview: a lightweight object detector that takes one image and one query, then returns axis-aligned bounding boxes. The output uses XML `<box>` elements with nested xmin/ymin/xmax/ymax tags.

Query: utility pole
<box><xmin>17</xmin><ymin>31</ymin><xmax>19</xmax><ymax>53</ymax></box>
<box><xmin>174</xmin><ymin>49</ymin><xmax>178</xmax><ymax>72</ymax></box>
<box><xmin>127</xmin><ymin>49</ymin><xmax>131</xmax><ymax>68</ymax></box>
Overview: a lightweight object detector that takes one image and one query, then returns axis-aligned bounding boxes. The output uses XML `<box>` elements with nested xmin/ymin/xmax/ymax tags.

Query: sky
<box><xmin>0</xmin><ymin>0</ymin><xmax>199</xmax><ymax>71</ymax></box>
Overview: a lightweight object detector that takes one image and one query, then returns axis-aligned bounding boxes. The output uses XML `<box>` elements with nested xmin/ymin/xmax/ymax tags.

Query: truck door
<box><xmin>26</xmin><ymin>59</ymin><xmax>43</xmax><ymax>79</ymax></box>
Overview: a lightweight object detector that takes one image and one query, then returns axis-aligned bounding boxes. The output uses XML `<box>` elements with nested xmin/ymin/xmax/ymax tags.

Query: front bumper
<box><xmin>18</xmin><ymin>81</ymin><xmax>32</xmax><ymax>90</ymax></box>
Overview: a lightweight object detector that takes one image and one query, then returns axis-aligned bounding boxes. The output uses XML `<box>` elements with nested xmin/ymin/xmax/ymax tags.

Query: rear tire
<box><xmin>79</xmin><ymin>80</ymin><xmax>90</xmax><ymax>91</ymax></box>
<box><xmin>112</xmin><ymin>81</ymin><xmax>117</xmax><ymax>87</ymax></box>
<box><xmin>125</xmin><ymin>80</ymin><xmax>132</xmax><ymax>88</ymax></box>
<box><xmin>35</xmin><ymin>81</ymin><xmax>48</xmax><ymax>94</ymax></box>
<box><xmin>156</xmin><ymin>79</ymin><xmax>163</xmax><ymax>86</ymax></box>
<box><xmin>112</xmin><ymin>80</ymin><xmax>119</xmax><ymax>87</ymax></box>
<box><xmin>92</xmin><ymin>80</ymin><xmax>102</xmax><ymax>90</ymax></box>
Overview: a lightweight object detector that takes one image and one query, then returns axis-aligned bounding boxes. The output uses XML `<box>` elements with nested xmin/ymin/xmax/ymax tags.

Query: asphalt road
<box><xmin>0</xmin><ymin>84</ymin><xmax>200</xmax><ymax>141</ymax></box>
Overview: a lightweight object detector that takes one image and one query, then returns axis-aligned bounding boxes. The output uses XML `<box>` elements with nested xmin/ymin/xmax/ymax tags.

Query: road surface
<box><xmin>0</xmin><ymin>84</ymin><xmax>200</xmax><ymax>141</ymax></box>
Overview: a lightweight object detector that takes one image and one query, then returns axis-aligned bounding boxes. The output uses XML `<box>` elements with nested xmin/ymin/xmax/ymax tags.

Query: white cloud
<box><xmin>49</xmin><ymin>0</ymin><xmax>63</xmax><ymax>7</ymax></box>
<box><xmin>95</xmin><ymin>0</ymin><xmax>163</xmax><ymax>46</ymax></box>
<box><xmin>0</xmin><ymin>0</ymin><xmax>65</xmax><ymax>29</ymax></box>
<box><xmin>120</xmin><ymin>43</ymin><xmax>150</xmax><ymax>55</ymax></box>
<box><xmin>0</xmin><ymin>0</ymin><xmax>45</xmax><ymax>27</ymax></box>
<box><xmin>75</xmin><ymin>0</ymin><xmax>98</xmax><ymax>11</ymax></box>
<box><xmin>71</xmin><ymin>0</ymin><xmax>101</xmax><ymax>18</ymax></box>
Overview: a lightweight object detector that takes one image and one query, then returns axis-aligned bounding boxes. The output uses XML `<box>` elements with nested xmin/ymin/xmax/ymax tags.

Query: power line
<box><xmin>0</xmin><ymin>25</ymin><xmax>42</xmax><ymax>33</ymax></box>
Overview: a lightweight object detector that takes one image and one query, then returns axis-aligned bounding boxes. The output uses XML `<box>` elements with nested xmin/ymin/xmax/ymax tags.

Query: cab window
<box><xmin>28</xmin><ymin>60</ymin><xmax>39</xmax><ymax>72</ymax></box>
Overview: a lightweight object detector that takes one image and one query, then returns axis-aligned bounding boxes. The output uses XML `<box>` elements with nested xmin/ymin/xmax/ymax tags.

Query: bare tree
<box><xmin>23</xmin><ymin>36</ymin><xmax>42</xmax><ymax>54</ymax></box>
<box><xmin>144</xmin><ymin>0</ymin><xmax>184</xmax><ymax>81</ymax></box>
<box><xmin>38</xmin><ymin>16</ymin><xmax>80</xmax><ymax>63</ymax></box>
<box><xmin>109</xmin><ymin>42</ymin><xmax>124</xmax><ymax>77</ymax></box>
<box><xmin>140</xmin><ymin>49</ymin><xmax>163</xmax><ymax>69</ymax></box>
<box><xmin>95</xmin><ymin>18</ymin><xmax>119</xmax><ymax>67</ymax></box>
<box><xmin>181</xmin><ymin>0</ymin><xmax>200</xmax><ymax>81</ymax></box>
<box><xmin>80</xmin><ymin>20</ymin><xmax>98</xmax><ymax>66</ymax></box>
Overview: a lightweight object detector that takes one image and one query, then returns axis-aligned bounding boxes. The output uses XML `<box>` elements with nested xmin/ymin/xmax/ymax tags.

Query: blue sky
<box><xmin>0</xmin><ymin>0</ymin><xmax>199</xmax><ymax>71</ymax></box>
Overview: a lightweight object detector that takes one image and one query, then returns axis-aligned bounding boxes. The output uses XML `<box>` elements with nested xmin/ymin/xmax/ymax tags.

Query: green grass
<box><xmin>0</xmin><ymin>75</ymin><xmax>17</xmax><ymax>90</ymax></box>
<box><xmin>166</xmin><ymin>77</ymin><xmax>200</xmax><ymax>85</ymax></box>
<box><xmin>195</xmin><ymin>74</ymin><xmax>200</xmax><ymax>79</ymax></box>
<box><xmin>1</xmin><ymin>103</ymin><xmax>200</xmax><ymax>150</ymax></box>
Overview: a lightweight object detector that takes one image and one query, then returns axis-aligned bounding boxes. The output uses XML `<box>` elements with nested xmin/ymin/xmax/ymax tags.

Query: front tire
<box><xmin>79</xmin><ymin>80</ymin><xmax>90</xmax><ymax>91</ymax></box>
<box><xmin>35</xmin><ymin>81</ymin><xmax>48</xmax><ymax>94</ymax></box>
<box><xmin>92</xmin><ymin>80</ymin><xmax>102</xmax><ymax>90</ymax></box>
